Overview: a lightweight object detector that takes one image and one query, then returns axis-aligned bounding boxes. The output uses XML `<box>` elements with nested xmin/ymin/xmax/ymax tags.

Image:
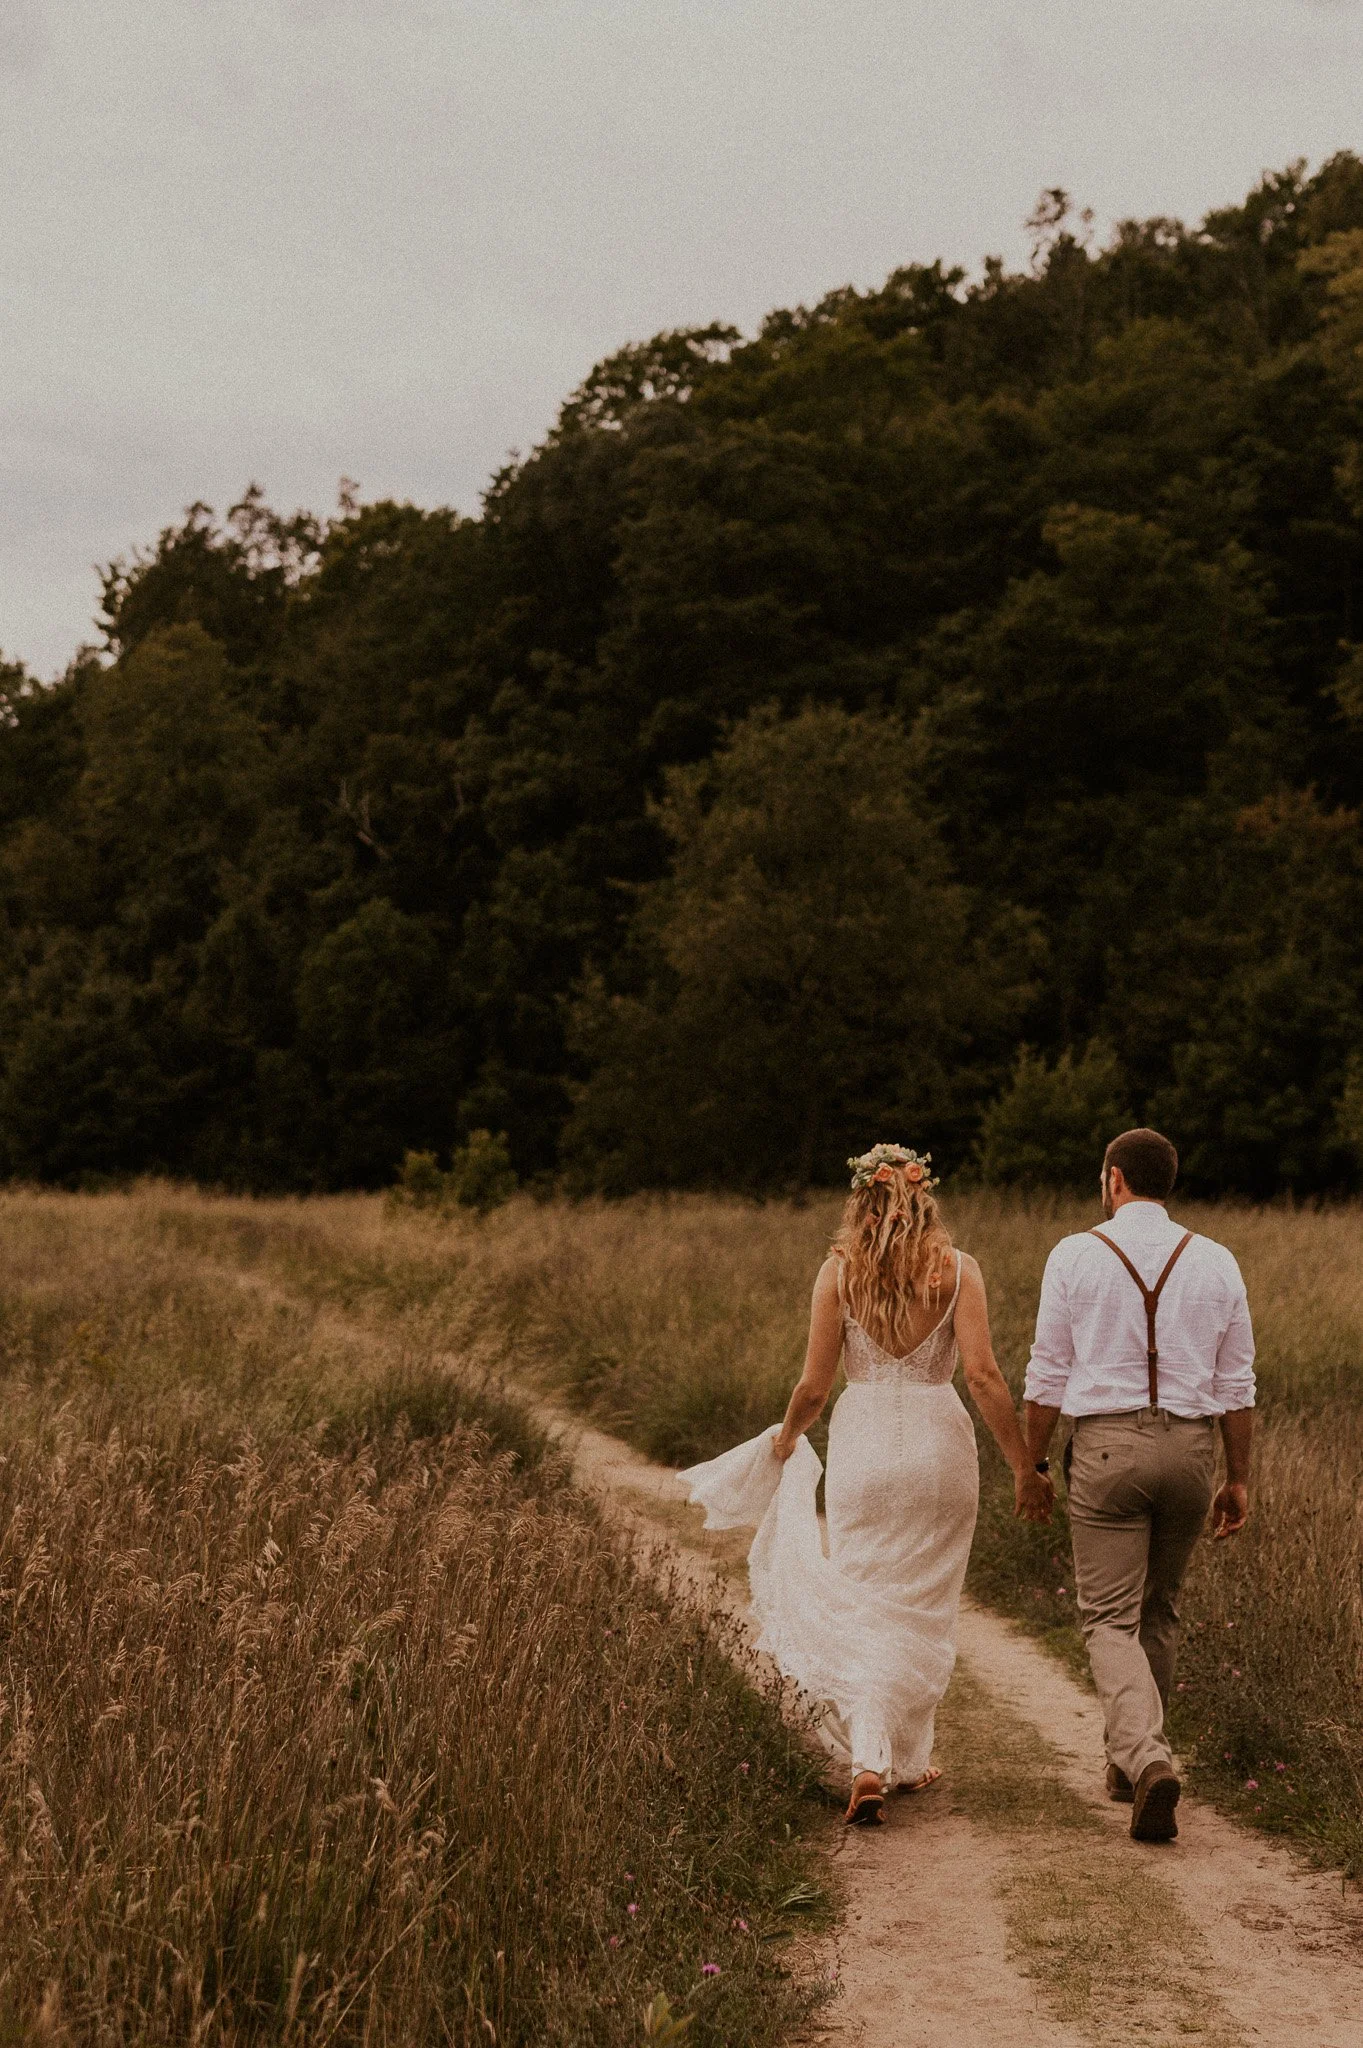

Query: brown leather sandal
<box><xmin>845</xmin><ymin>1771</ymin><xmax>886</xmax><ymax>1825</ymax></box>
<box><xmin>900</xmin><ymin>1767</ymin><xmax>942</xmax><ymax>1795</ymax></box>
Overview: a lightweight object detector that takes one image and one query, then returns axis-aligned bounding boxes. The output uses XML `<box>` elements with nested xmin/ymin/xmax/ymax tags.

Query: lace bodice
<box><xmin>841</xmin><ymin>1252</ymin><xmax>963</xmax><ymax>1386</ymax></box>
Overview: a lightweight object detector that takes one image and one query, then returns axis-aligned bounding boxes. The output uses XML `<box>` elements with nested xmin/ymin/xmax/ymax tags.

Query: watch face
<box><xmin>1035</xmin><ymin>1459</ymin><xmax>1050</xmax><ymax>1474</ymax></box>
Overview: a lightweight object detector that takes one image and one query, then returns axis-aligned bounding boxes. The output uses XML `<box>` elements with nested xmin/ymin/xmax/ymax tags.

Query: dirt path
<box><xmin>547</xmin><ymin>1407</ymin><xmax>1363</xmax><ymax>2048</ymax></box>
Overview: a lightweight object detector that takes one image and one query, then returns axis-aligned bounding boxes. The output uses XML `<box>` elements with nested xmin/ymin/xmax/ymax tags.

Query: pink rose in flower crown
<box><xmin>847</xmin><ymin>1144</ymin><xmax>940</xmax><ymax>1193</ymax></box>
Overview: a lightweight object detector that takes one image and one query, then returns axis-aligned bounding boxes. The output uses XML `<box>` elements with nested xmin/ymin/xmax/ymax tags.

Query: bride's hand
<box><xmin>771</xmin><ymin>1432</ymin><xmax>798</xmax><ymax>1463</ymax></box>
<box><xmin>1014</xmin><ymin>1468</ymin><xmax>1054</xmax><ymax>1523</ymax></box>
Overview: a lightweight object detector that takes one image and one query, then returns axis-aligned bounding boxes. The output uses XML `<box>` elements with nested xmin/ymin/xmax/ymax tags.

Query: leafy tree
<box><xmin>1333</xmin><ymin>1053</ymin><xmax>1363</xmax><ymax>1170</ymax></box>
<box><xmin>1140</xmin><ymin>793</ymin><xmax>1363</xmax><ymax>1193</ymax></box>
<box><xmin>76</xmin><ymin>624</ymin><xmax>268</xmax><ymax>964</ymax></box>
<box><xmin>1301</xmin><ymin>225</ymin><xmax>1363</xmax><ymax>525</ymax></box>
<box><xmin>0</xmin><ymin>655</ymin><xmax>86</xmax><ymax>837</ymax></box>
<box><xmin>0</xmin><ymin>970</ymin><xmax>171</xmax><ymax>1184</ymax></box>
<box><xmin>564</xmin><ymin>706</ymin><xmax>1039</xmax><ymax>1190</ymax></box>
<box><xmin>294</xmin><ymin>898</ymin><xmax>462</xmax><ymax>1186</ymax></box>
<box><xmin>907</xmin><ymin>504</ymin><xmax>1287</xmax><ymax>1037</ymax></box>
<box><xmin>99</xmin><ymin>488</ymin><xmax>320</xmax><ymax>668</ymax></box>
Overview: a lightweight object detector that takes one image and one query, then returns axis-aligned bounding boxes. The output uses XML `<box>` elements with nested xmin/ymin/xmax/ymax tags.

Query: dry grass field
<box><xmin>0</xmin><ymin>1189</ymin><xmax>826</xmax><ymax>2046</ymax></box>
<box><xmin>3</xmin><ymin>1183</ymin><xmax>1360</xmax><ymax>2044</ymax></box>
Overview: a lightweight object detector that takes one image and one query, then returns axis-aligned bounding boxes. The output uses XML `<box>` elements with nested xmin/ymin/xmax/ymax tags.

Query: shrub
<box><xmin>447</xmin><ymin>1128</ymin><xmax>518</xmax><ymax>1213</ymax></box>
<box><xmin>388</xmin><ymin>1147</ymin><xmax>449</xmax><ymax>1210</ymax></box>
<box><xmin>388</xmin><ymin>1133</ymin><xmax>518</xmax><ymax>1217</ymax></box>
<box><xmin>973</xmin><ymin>1042</ymin><xmax>1130</xmax><ymax>1189</ymax></box>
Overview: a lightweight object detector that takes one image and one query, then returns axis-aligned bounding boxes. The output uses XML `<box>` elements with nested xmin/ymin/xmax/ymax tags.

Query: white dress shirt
<box><xmin>1023</xmin><ymin>1200</ymin><xmax>1256</xmax><ymax>1419</ymax></box>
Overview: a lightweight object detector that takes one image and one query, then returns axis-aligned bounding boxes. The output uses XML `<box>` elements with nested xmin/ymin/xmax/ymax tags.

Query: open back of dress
<box><xmin>841</xmin><ymin>1252</ymin><xmax>964</xmax><ymax>1384</ymax></box>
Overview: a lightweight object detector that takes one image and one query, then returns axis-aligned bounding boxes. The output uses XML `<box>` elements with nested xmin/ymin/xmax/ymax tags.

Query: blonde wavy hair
<box><xmin>834</xmin><ymin>1169</ymin><xmax>956</xmax><ymax>1354</ymax></box>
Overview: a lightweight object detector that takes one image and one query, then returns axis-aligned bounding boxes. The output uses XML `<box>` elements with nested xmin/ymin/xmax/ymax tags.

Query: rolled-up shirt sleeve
<box><xmin>1024</xmin><ymin>1245</ymin><xmax>1076</xmax><ymax>1407</ymax></box>
<box><xmin>1212</xmin><ymin>1275</ymin><xmax>1256</xmax><ymax>1411</ymax></box>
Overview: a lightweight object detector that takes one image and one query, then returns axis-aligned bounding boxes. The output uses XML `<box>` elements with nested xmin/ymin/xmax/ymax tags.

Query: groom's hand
<box><xmin>1210</xmin><ymin>1481</ymin><xmax>1249</xmax><ymax>1539</ymax></box>
<box><xmin>1014</xmin><ymin>1469</ymin><xmax>1054</xmax><ymax>1523</ymax></box>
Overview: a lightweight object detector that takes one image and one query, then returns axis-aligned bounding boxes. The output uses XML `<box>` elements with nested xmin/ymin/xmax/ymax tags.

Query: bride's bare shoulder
<box><xmin>956</xmin><ymin>1250</ymin><xmax>987</xmax><ymax>1292</ymax></box>
<box><xmin>813</xmin><ymin>1251</ymin><xmax>843</xmax><ymax>1299</ymax></box>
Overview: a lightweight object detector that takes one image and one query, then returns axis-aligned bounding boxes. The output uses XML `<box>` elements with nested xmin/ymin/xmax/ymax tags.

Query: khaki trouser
<box><xmin>1065</xmin><ymin>1409</ymin><xmax>1217</xmax><ymax>1784</ymax></box>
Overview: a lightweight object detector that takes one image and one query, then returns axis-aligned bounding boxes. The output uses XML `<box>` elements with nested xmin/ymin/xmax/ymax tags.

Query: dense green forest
<box><xmin>5</xmin><ymin>158</ymin><xmax>1363</xmax><ymax>1195</ymax></box>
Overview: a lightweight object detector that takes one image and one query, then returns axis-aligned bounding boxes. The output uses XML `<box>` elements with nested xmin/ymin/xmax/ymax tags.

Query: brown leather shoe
<box><xmin>1130</xmin><ymin>1761</ymin><xmax>1180</xmax><ymax>1841</ymax></box>
<box><xmin>1106</xmin><ymin>1763</ymin><xmax>1134</xmax><ymax>1803</ymax></box>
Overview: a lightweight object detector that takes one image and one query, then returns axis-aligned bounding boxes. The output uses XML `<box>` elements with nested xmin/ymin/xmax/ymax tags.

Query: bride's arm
<box><xmin>955</xmin><ymin>1256</ymin><xmax>1054</xmax><ymax>1523</ymax></box>
<box><xmin>772</xmin><ymin>1257</ymin><xmax>844</xmax><ymax>1461</ymax></box>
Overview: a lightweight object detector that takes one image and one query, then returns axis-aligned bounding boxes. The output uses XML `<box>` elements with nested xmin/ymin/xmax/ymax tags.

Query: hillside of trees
<box><xmin>5</xmin><ymin>157</ymin><xmax>1363</xmax><ymax>1195</ymax></box>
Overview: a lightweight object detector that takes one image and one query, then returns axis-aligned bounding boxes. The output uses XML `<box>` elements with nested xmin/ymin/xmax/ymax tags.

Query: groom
<box><xmin>1023</xmin><ymin>1128</ymin><xmax>1255</xmax><ymax>1842</ymax></box>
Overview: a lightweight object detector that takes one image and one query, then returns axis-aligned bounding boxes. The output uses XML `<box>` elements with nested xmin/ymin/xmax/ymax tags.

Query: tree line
<box><xmin>4</xmin><ymin>158</ymin><xmax>1363</xmax><ymax>1195</ymax></box>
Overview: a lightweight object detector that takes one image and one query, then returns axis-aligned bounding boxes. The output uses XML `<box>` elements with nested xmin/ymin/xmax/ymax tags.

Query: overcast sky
<box><xmin>3</xmin><ymin>0</ymin><xmax>1362</xmax><ymax>678</ymax></box>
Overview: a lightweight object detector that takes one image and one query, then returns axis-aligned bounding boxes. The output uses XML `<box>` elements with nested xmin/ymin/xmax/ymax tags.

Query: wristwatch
<box><xmin>1034</xmin><ymin>1458</ymin><xmax>1050</xmax><ymax>1475</ymax></box>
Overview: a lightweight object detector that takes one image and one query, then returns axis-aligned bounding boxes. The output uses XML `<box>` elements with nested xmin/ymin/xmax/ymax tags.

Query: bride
<box><xmin>681</xmin><ymin>1144</ymin><xmax>1054</xmax><ymax>1825</ymax></box>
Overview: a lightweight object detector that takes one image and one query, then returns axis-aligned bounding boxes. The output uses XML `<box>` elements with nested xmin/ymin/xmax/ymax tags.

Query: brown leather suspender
<box><xmin>1088</xmin><ymin>1229</ymin><xmax>1194</xmax><ymax>1411</ymax></box>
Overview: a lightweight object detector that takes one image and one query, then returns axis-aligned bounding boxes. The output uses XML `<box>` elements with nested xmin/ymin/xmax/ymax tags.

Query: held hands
<box><xmin>1210</xmin><ymin>1481</ymin><xmax>1249</xmax><ymax>1539</ymax></box>
<box><xmin>1014</xmin><ymin>1467</ymin><xmax>1054</xmax><ymax>1524</ymax></box>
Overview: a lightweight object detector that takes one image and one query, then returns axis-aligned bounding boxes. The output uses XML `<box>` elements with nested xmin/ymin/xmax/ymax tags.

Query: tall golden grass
<box><xmin>180</xmin><ymin>1184</ymin><xmax>1359</xmax><ymax>1882</ymax></box>
<box><xmin>0</xmin><ymin>1190</ymin><xmax>823</xmax><ymax>2044</ymax></box>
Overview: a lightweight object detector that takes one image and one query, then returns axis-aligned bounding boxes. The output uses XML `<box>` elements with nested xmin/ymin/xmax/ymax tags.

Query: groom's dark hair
<box><xmin>1104</xmin><ymin>1127</ymin><xmax>1178</xmax><ymax>1200</ymax></box>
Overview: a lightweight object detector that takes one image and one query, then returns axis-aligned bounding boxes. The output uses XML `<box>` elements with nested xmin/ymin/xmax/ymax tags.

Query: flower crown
<box><xmin>847</xmin><ymin>1143</ymin><xmax>940</xmax><ymax>1193</ymax></box>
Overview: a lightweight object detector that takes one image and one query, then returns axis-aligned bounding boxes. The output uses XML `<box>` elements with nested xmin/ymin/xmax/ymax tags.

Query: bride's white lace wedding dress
<box><xmin>680</xmin><ymin>1252</ymin><xmax>979</xmax><ymax>1784</ymax></box>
